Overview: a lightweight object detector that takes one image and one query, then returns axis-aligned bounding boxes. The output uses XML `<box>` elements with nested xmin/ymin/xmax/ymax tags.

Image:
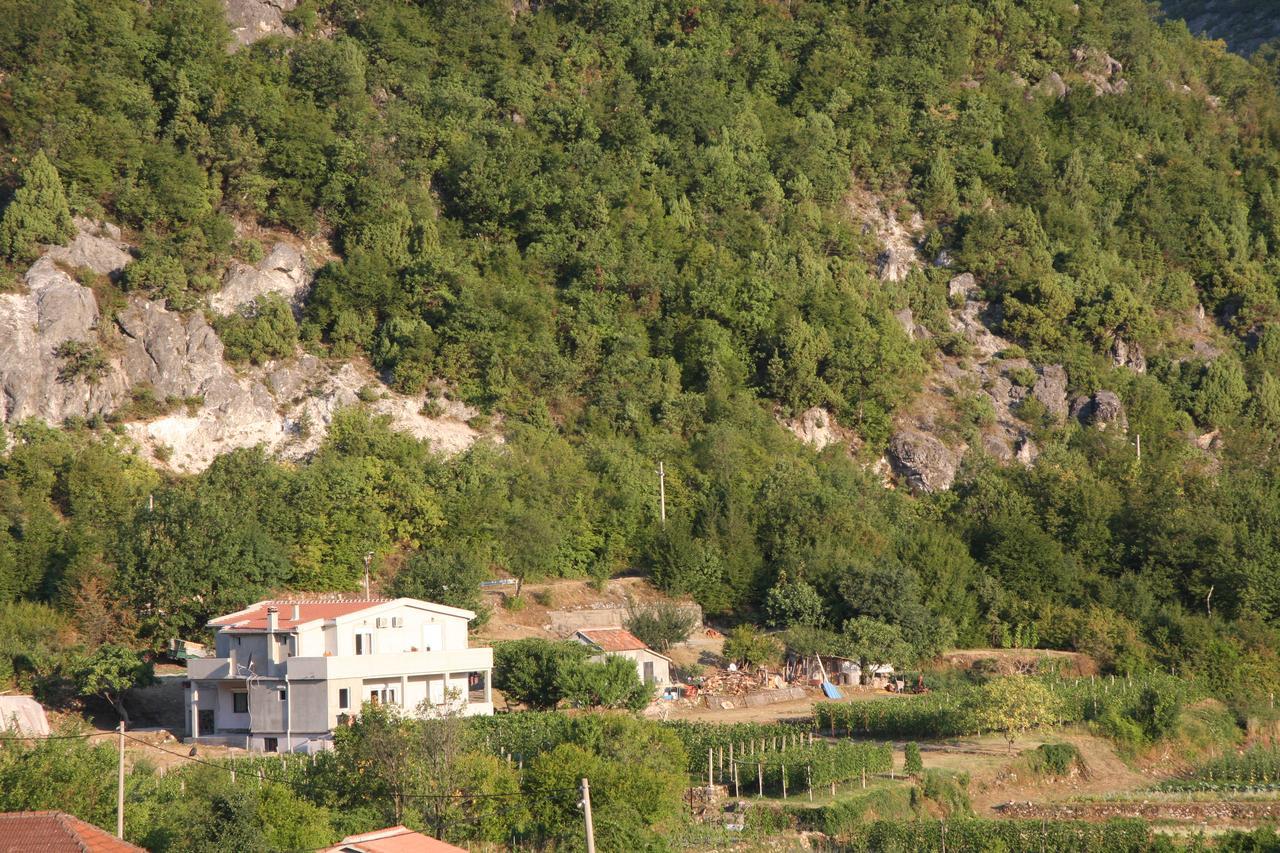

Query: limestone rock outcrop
<box><xmin>888</xmin><ymin>429</ymin><xmax>959</xmax><ymax>493</ymax></box>
<box><xmin>1</xmin><ymin>234</ymin><xmax>486</xmax><ymax>471</ymax></box>
<box><xmin>1071</xmin><ymin>390</ymin><xmax>1127</xmax><ymax>431</ymax></box>
<box><xmin>1032</xmin><ymin>365</ymin><xmax>1070</xmax><ymax>422</ymax></box>
<box><xmin>224</xmin><ymin>0</ymin><xmax>296</xmax><ymax>47</ymax></box>
<box><xmin>209</xmin><ymin>243</ymin><xmax>309</xmax><ymax>316</ymax></box>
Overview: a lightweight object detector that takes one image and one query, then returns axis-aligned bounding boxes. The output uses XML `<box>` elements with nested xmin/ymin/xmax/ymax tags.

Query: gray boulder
<box><xmin>44</xmin><ymin>218</ymin><xmax>132</xmax><ymax>279</ymax></box>
<box><xmin>878</xmin><ymin>246</ymin><xmax>915</xmax><ymax>283</ymax></box>
<box><xmin>1031</xmin><ymin>364</ymin><xmax>1069</xmax><ymax>422</ymax></box>
<box><xmin>1111</xmin><ymin>337</ymin><xmax>1146</xmax><ymax>373</ymax></box>
<box><xmin>889</xmin><ymin>429</ymin><xmax>959</xmax><ymax>493</ymax></box>
<box><xmin>116</xmin><ymin>298</ymin><xmax>229</xmax><ymax>398</ymax></box>
<box><xmin>1072</xmin><ymin>390</ymin><xmax>1128</xmax><ymax>431</ymax></box>
<box><xmin>948</xmin><ymin>272</ymin><xmax>979</xmax><ymax>301</ymax></box>
<box><xmin>223</xmin><ymin>0</ymin><xmax>297</xmax><ymax>47</ymax></box>
<box><xmin>209</xmin><ymin>243</ymin><xmax>309</xmax><ymax>316</ymax></box>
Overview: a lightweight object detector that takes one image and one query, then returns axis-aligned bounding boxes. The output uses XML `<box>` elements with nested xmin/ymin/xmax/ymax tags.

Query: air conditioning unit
<box><xmin>375</xmin><ymin>617</ymin><xmax>388</xmax><ymax>628</ymax></box>
<box><xmin>391</xmin><ymin>616</ymin><xmax>404</xmax><ymax>628</ymax></box>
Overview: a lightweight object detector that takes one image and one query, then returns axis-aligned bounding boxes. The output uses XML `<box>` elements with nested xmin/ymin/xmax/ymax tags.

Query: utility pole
<box><xmin>657</xmin><ymin>462</ymin><xmax>666</xmax><ymax>527</ymax></box>
<box><xmin>579</xmin><ymin>778</ymin><xmax>596</xmax><ymax>853</ymax></box>
<box><xmin>363</xmin><ymin>552</ymin><xmax>373</xmax><ymax>597</ymax></box>
<box><xmin>116</xmin><ymin>720</ymin><xmax>125</xmax><ymax>839</ymax></box>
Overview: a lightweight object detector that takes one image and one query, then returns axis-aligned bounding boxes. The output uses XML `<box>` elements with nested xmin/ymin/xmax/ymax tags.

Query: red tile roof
<box><xmin>0</xmin><ymin>811</ymin><xmax>144</xmax><ymax>852</ymax></box>
<box><xmin>575</xmin><ymin>628</ymin><xmax>652</xmax><ymax>653</ymax></box>
<box><xmin>209</xmin><ymin>598</ymin><xmax>393</xmax><ymax>631</ymax></box>
<box><xmin>322</xmin><ymin>825</ymin><xmax>466</xmax><ymax>852</ymax></box>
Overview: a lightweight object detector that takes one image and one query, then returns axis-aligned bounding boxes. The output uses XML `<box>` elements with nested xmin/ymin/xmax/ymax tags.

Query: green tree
<box><xmin>69</xmin><ymin>644</ymin><xmax>155</xmax><ymax>724</ymax></box>
<box><xmin>0</xmin><ymin>150</ymin><xmax>74</xmax><ymax>262</ymax></box>
<box><xmin>722</xmin><ymin>624</ymin><xmax>780</xmax><ymax>670</ymax></box>
<box><xmin>492</xmin><ymin>639</ymin><xmax>589</xmax><ymax>710</ymax></box>
<box><xmin>560</xmin><ymin>655</ymin><xmax>651</xmax><ymax>711</ymax></box>
<box><xmin>969</xmin><ymin>677</ymin><xmax>1059</xmax><ymax>752</ymax></box>
<box><xmin>625</xmin><ymin>602</ymin><xmax>696</xmax><ymax>653</ymax></box>
<box><xmin>764</xmin><ymin>572</ymin><xmax>826</xmax><ymax>628</ymax></box>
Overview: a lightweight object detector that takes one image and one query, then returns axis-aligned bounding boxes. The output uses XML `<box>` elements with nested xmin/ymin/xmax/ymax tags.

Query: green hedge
<box><xmin>662</xmin><ymin>720</ymin><xmax>809</xmax><ymax>774</ymax></box>
<box><xmin>730</xmin><ymin>742</ymin><xmax>892</xmax><ymax>795</ymax></box>
<box><xmin>838</xmin><ymin>819</ymin><xmax>1156</xmax><ymax>852</ymax></box>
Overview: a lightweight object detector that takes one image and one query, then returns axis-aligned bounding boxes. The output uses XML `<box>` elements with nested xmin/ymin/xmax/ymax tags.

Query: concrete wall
<box><xmin>548</xmin><ymin>603</ymin><xmax>703</xmax><ymax>636</ymax></box>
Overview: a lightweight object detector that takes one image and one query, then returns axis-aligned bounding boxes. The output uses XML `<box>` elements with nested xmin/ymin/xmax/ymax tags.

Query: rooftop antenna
<box><xmin>363</xmin><ymin>552</ymin><xmax>373</xmax><ymax>598</ymax></box>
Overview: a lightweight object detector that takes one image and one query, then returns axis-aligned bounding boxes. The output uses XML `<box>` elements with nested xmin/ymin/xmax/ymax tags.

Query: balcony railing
<box><xmin>188</xmin><ymin>647</ymin><xmax>493</xmax><ymax>682</ymax></box>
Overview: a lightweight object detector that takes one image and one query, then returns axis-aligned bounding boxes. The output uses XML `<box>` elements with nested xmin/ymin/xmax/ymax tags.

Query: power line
<box><xmin>0</xmin><ymin>731</ymin><xmax>114</xmax><ymax>740</ymax></box>
<box><xmin>5</xmin><ymin>728</ymin><xmax>580</xmax><ymax>803</ymax></box>
<box><xmin>118</xmin><ymin>732</ymin><xmax>576</xmax><ymax>802</ymax></box>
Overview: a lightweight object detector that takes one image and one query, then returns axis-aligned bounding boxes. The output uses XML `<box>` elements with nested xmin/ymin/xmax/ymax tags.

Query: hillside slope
<box><xmin>1161</xmin><ymin>1</ymin><xmax>1280</xmax><ymax>54</ymax></box>
<box><xmin>0</xmin><ymin>0</ymin><xmax>1279</xmax><ymax>712</ymax></box>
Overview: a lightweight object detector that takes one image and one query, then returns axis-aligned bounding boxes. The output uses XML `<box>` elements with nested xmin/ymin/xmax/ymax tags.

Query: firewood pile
<box><xmin>699</xmin><ymin>670</ymin><xmax>764</xmax><ymax>696</ymax></box>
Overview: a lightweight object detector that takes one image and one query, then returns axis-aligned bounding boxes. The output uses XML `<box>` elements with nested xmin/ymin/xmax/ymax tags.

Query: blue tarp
<box><xmin>821</xmin><ymin>681</ymin><xmax>843</xmax><ymax>699</ymax></box>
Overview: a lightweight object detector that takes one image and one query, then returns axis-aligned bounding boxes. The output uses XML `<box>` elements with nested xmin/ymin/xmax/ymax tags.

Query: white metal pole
<box><xmin>116</xmin><ymin>720</ymin><xmax>125</xmax><ymax>838</ymax></box>
<box><xmin>580</xmin><ymin>778</ymin><xmax>596</xmax><ymax>853</ymax></box>
<box><xmin>658</xmin><ymin>462</ymin><xmax>666</xmax><ymax>526</ymax></box>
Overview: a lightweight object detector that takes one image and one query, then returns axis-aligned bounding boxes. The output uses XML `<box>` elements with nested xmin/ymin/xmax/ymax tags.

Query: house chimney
<box><xmin>266</xmin><ymin>606</ymin><xmax>278</xmax><ymax>633</ymax></box>
<box><xmin>291</xmin><ymin>604</ymin><xmax>300</xmax><ymax>621</ymax></box>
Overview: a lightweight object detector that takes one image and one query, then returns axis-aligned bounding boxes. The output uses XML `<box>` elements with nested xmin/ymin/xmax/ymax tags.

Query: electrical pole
<box><xmin>579</xmin><ymin>778</ymin><xmax>596</xmax><ymax>853</ymax></box>
<box><xmin>363</xmin><ymin>552</ymin><xmax>373</xmax><ymax>597</ymax></box>
<box><xmin>116</xmin><ymin>720</ymin><xmax>125</xmax><ymax>839</ymax></box>
<box><xmin>657</xmin><ymin>462</ymin><xmax>666</xmax><ymax>527</ymax></box>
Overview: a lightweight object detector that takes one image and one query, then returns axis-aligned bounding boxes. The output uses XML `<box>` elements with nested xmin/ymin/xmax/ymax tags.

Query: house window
<box><xmin>468</xmin><ymin>671</ymin><xmax>487</xmax><ymax>703</ymax></box>
<box><xmin>338</xmin><ymin>688</ymin><xmax>349</xmax><ymax>710</ymax></box>
<box><xmin>278</xmin><ymin>688</ymin><xmax>287</xmax><ymax>702</ymax></box>
<box><xmin>370</xmin><ymin>690</ymin><xmax>380</xmax><ymax>704</ymax></box>
<box><xmin>232</xmin><ymin>692</ymin><xmax>248</xmax><ymax>714</ymax></box>
<box><xmin>264</xmin><ymin>737</ymin><xmax>278</xmax><ymax>753</ymax></box>
<box><xmin>355</xmin><ymin>632</ymin><xmax>373</xmax><ymax>655</ymax></box>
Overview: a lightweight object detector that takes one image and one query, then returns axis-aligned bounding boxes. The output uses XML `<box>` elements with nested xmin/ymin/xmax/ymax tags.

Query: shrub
<box><xmin>53</xmin><ymin>340</ymin><xmax>109</xmax><ymax>384</ymax></box>
<box><xmin>722</xmin><ymin>625</ymin><xmax>781</xmax><ymax>669</ymax></box>
<box><xmin>904</xmin><ymin>742</ymin><xmax>923</xmax><ymax>775</ymax></box>
<box><xmin>215</xmin><ymin>294</ymin><xmax>298</xmax><ymax>364</ymax></box>
<box><xmin>625</xmin><ymin>602</ymin><xmax>696</xmax><ymax>652</ymax></box>
<box><xmin>1025</xmin><ymin>743</ymin><xmax>1084</xmax><ymax>777</ymax></box>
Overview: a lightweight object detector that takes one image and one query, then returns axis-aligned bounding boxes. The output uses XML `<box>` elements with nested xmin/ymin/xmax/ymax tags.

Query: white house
<box><xmin>572</xmin><ymin>628</ymin><xmax>672</xmax><ymax>688</ymax></box>
<box><xmin>185</xmin><ymin>597</ymin><xmax>493</xmax><ymax>753</ymax></box>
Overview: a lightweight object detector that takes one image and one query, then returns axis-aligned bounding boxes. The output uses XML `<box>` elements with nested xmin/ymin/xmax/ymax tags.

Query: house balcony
<box><xmin>188</xmin><ymin>647</ymin><xmax>493</xmax><ymax>683</ymax></box>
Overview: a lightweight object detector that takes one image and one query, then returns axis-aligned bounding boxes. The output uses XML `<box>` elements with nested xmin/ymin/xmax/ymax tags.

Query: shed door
<box><xmin>643</xmin><ymin>661</ymin><xmax>655</xmax><ymax>684</ymax></box>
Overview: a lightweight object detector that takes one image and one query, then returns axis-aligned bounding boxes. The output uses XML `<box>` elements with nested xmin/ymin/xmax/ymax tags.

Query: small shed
<box><xmin>0</xmin><ymin>696</ymin><xmax>50</xmax><ymax>737</ymax></box>
<box><xmin>572</xmin><ymin>629</ymin><xmax>672</xmax><ymax>687</ymax></box>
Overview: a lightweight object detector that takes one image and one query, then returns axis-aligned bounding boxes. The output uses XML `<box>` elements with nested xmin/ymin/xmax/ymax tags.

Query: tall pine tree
<box><xmin>0</xmin><ymin>150</ymin><xmax>74</xmax><ymax>262</ymax></box>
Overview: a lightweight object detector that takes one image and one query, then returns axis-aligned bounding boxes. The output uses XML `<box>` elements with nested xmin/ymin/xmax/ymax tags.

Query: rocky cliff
<box><xmin>0</xmin><ymin>221</ymin><xmax>486</xmax><ymax>471</ymax></box>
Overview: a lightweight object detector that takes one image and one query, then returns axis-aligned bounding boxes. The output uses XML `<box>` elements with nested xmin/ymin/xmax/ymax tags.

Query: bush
<box><xmin>904</xmin><ymin>742</ymin><xmax>923</xmax><ymax>775</ymax></box>
<box><xmin>1024</xmin><ymin>743</ymin><xmax>1084</xmax><ymax>778</ymax></box>
<box><xmin>53</xmin><ymin>340</ymin><xmax>109</xmax><ymax>384</ymax></box>
<box><xmin>625</xmin><ymin>602</ymin><xmax>696</xmax><ymax>652</ymax></box>
<box><xmin>215</xmin><ymin>294</ymin><xmax>298</xmax><ymax>364</ymax></box>
<box><xmin>723</xmin><ymin>625</ymin><xmax>781</xmax><ymax>669</ymax></box>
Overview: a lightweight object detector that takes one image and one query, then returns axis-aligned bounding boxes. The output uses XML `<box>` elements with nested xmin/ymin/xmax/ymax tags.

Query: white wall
<box><xmin>335</xmin><ymin>603</ymin><xmax>470</xmax><ymax>657</ymax></box>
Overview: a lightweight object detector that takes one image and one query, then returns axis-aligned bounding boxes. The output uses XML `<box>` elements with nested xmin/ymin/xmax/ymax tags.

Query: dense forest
<box><xmin>1160</xmin><ymin>1</ymin><xmax>1280</xmax><ymax>55</ymax></box>
<box><xmin>2</xmin><ymin>0</ymin><xmax>1280</xmax><ymax>717</ymax></box>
